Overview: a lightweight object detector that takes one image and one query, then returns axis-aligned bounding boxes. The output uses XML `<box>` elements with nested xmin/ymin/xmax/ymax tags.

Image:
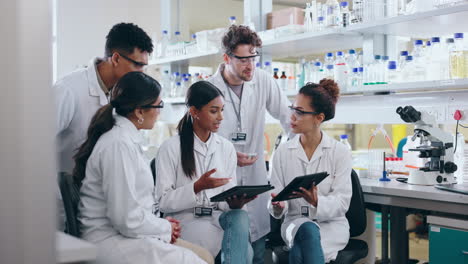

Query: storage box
<box><xmin>267</xmin><ymin>7</ymin><xmax>304</xmax><ymax>30</ymax></box>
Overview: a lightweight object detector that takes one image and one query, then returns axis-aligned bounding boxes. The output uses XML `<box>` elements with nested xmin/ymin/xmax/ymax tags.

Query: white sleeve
<box><xmin>216</xmin><ymin>143</ymin><xmax>238</xmax><ymax>211</ymax></box>
<box><xmin>54</xmin><ymin>83</ymin><xmax>75</xmax><ymax>135</ymax></box>
<box><xmin>265</xmin><ymin>75</ymin><xmax>291</xmax><ymax>135</ymax></box>
<box><xmin>155</xmin><ymin>142</ymin><xmax>199</xmax><ymax>213</ymax></box>
<box><xmin>101</xmin><ymin>142</ymin><xmax>172</xmax><ymax>241</ymax></box>
<box><xmin>315</xmin><ymin>147</ymin><xmax>352</xmax><ymax>221</ymax></box>
<box><xmin>267</xmin><ymin>148</ymin><xmax>289</xmax><ymax>219</ymax></box>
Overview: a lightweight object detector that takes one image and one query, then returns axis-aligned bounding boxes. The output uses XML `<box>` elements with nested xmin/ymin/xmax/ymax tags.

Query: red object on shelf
<box><xmin>454</xmin><ymin>110</ymin><xmax>462</xmax><ymax>121</ymax></box>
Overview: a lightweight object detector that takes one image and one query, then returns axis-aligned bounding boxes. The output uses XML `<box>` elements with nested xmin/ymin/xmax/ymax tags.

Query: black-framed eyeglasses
<box><xmin>228</xmin><ymin>52</ymin><xmax>260</xmax><ymax>65</ymax></box>
<box><xmin>289</xmin><ymin>105</ymin><xmax>319</xmax><ymax>117</ymax></box>
<box><xmin>141</xmin><ymin>100</ymin><xmax>164</xmax><ymax>109</ymax></box>
<box><xmin>118</xmin><ymin>52</ymin><xmax>148</xmax><ymax>67</ymax></box>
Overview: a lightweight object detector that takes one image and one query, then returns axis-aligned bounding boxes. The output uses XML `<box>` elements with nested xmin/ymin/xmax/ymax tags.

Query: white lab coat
<box><xmin>55</xmin><ymin>57</ymin><xmax>108</xmax><ymax>173</ymax></box>
<box><xmin>54</xmin><ymin>57</ymin><xmax>108</xmax><ymax>231</ymax></box>
<box><xmin>268</xmin><ymin>132</ymin><xmax>352</xmax><ymax>262</ymax></box>
<box><xmin>207</xmin><ymin>64</ymin><xmax>291</xmax><ymax>241</ymax></box>
<box><xmin>155</xmin><ymin>133</ymin><xmax>238</xmax><ymax>256</ymax></box>
<box><xmin>78</xmin><ymin>114</ymin><xmax>206</xmax><ymax>264</ymax></box>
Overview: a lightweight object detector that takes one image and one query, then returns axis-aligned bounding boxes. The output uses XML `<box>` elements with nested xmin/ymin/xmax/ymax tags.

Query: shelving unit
<box><xmin>152</xmin><ymin>3</ymin><xmax>468</xmax><ymax>65</ymax></box>
<box><xmin>149</xmin><ymin>49</ymin><xmax>221</xmax><ymax>67</ymax></box>
<box><xmin>347</xmin><ymin>3</ymin><xmax>468</xmax><ymax>38</ymax></box>
<box><xmin>156</xmin><ymin>1</ymin><xmax>468</xmax><ymax>124</ymax></box>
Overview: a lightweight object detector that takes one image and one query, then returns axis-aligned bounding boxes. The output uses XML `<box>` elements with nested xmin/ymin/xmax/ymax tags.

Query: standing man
<box><xmin>55</xmin><ymin>22</ymin><xmax>153</xmax><ymax>174</ymax></box>
<box><xmin>208</xmin><ymin>25</ymin><xmax>291</xmax><ymax>263</ymax></box>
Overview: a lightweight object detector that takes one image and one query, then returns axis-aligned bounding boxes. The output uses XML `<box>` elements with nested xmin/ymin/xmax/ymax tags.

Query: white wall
<box><xmin>56</xmin><ymin>0</ymin><xmax>161</xmax><ymax>79</ymax></box>
<box><xmin>1</xmin><ymin>0</ymin><xmax>56</xmax><ymax>263</ymax></box>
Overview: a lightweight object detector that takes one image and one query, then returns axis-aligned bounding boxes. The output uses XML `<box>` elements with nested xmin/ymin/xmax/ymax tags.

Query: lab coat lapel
<box><xmin>87</xmin><ymin>58</ymin><xmax>108</xmax><ymax>106</ymax></box>
<box><xmin>193</xmin><ymin>137</ymin><xmax>207</xmax><ymax>157</ymax></box>
<box><xmin>290</xmin><ymin>135</ymin><xmax>311</xmax><ymax>164</ymax></box>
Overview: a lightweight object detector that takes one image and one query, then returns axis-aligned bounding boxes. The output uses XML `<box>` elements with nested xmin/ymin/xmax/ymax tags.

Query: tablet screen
<box><xmin>272</xmin><ymin>172</ymin><xmax>329</xmax><ymax>202</ymax></box>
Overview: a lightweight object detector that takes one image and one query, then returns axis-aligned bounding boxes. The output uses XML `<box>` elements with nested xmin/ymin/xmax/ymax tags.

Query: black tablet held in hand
<box><xmin>271</xmin><ymin>172</ymin><xmax>329</xmax><ymax>202</ymax></box>
<box><xmin>210</xmin><ymin>185</ymin><xmax>275</xmax><ymax>202</ymax></box>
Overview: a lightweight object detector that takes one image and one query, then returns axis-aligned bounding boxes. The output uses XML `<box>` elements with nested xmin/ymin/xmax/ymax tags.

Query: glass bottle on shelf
<box><xmin>386</xmin><ymin>61</ymin><xmax>400</xmax><ymax>84</ymax></box>
<box><xmin>273</xmin><ymin>68</ymin><xmax>279</xmax><ymax>79</ymax></box>
<box><xmin>326</xmin><ymin>0</ymin><xmax>342</xmax><ymax>28</ymax></box>
<box><xmin>263</xmin><ymin>62</ymin><xmax>272</xmax><ymax>74</ymax></box>
<box><xmin>157</xmin><ymin>30</ymin><xmax>169</xmax><ymax>58</ymax></box>
<box><xmin>340</xmin><ymin>134</ymin><xmax>352</xmax><ymax>150</ymax></box>
<box><xmin>280</xmin><ymin>71</ymin><xmax>288</xmax><ymax>91</ymax></box>
<box><xmin>340</xmin><ymin>1</ymin><xmax>351</xmax><ymax>28</ymax></box>
<box><xmin>452</xmin><ymin>33</ymin><xmax>467</xmax><ymax>79</ymax></box>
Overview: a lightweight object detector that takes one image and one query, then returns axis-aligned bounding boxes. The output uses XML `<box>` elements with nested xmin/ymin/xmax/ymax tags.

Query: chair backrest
<box><xmin>346</xmin><ymin>169</ymin><xmax>367</xmax><ymax>237</ymax></box>
<box><xmin>150</xmin><ymin>158</ymin><xmax>156</xmax><ymax>185</ymax></box>
<box><xmin>58</xmin><ymin>172</ymin><xmax>81</xmax><ymax>237</ymax></box>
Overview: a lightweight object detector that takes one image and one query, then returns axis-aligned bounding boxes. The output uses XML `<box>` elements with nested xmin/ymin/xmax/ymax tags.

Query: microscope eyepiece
<box><xmin>396</xmin><ymin>105</ymin><xmax>421</xmax><ymax>123</ymax></box>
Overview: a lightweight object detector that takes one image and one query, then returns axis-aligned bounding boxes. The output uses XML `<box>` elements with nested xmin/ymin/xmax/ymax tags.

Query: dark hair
<box><xmin>222</xmin><ymin>25</ymin><xmax>262</xmax><ymax>55</ymax></box>
<box><xmin>104</xmin><ymin>23</ymin><xmax>153</xmax><ymax>58</ymax></box>
<box><xmin>73</xmin><ymin>72</ymin><xmax>161</xmax><ymax>186</ymax></box>
<box><xmin>177</xmin><ymin>81</ymin><xmax>224</xmax><ymax>178</ymax></box>
<box><xmin>299</xmin><ymin>79</ymin><xmax>340</xmax><ymax>122</ymax></box>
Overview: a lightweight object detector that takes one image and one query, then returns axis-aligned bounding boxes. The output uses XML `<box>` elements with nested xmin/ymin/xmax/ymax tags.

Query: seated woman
<box><xmin>75</xmin><ymin>72</ymin><xmax>210</xmax><ymax>264</ymax></box>
<box><xmin>155</xmin><ymin>81</ymin><xmax>254</xmax><ymax>264</ymax></box>
<box><xmin>268</xmin><ymin>79</ymin><xmax>352</xmax><ymax>264</ymax></box>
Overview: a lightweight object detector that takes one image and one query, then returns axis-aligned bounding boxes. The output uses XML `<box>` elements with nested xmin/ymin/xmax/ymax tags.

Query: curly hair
<box><xmin>104</xmin><ymin>22</ymin><xmax>153</xmax><ymax>58</ymax></box>
<box><xmin>222</xmin><ymin>25</ymin><xmax>262</xmax><ymax>54</ymax></box>
<box><xmin>299</xmin><ymin>79</ymin><xmax>340</xmax><ymax>122</ymax></box>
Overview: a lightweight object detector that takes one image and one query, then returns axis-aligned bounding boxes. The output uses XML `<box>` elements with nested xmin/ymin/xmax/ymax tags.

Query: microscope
<box><xmin>396</xmin><ymin>106</ymin><xmax>457</xmax><ymax>185</ymax></box>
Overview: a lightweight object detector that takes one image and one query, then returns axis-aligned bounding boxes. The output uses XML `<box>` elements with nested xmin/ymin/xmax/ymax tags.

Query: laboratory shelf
<box><xmin>164</xmin><ymin>96</ymin><xmax>186</xmax><ymax>104</ymax></box>
<box><xmin>261</xmin><ymin>29</ymin><xmax>363</xmax><ymax>59</ymax></box>
<box><xmin>149</xmin><ymin>49</ymin><xmax>221</xmax><ymax>66</ymax></box>
<box><xmin>347</xmin><ymin>3</ymin><xmax>468</xmax><ymax>38</ymax></box>
<box><xmin>150</xmin><ymin>4</ymin><xmax>468</xmax><ymax>66</ymax></box>
<box><xmin>345</xmin><ymin>78</ymin><xmax>468</xmax><ymax>94</ymax></box>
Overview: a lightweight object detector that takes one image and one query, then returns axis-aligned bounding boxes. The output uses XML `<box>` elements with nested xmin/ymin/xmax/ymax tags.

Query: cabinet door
<box><xmin>430</xmin><ymin>225</ymin><xmax>468</xmax><ymax>264</ymax></box>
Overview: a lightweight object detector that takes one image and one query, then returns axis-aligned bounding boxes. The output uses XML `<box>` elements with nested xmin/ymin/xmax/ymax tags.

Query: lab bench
<box><xmin>360</xmin><ymin>177</ymin><xmax>468</xmax><ymax>263</ymax></box>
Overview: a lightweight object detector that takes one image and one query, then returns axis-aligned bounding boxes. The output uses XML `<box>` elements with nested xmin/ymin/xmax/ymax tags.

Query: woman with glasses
<box><xmin>155</xmin><ymin>81</ymin><xmax>254</xmax><ymax>264</ymax></box>
<box><xmin>268</xmin><ymin>79</ymin><xmax>352</xmax><ymax>264</ymax></box>
<box><xmin>74</xmin><ymin>72</ymin><xmax>210</xmax><ymax>264</ymax></box>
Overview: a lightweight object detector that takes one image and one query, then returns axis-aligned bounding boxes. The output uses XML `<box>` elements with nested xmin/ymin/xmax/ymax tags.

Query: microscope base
<box><xmin>408</xmin><ymin>170</ymin><xmax>457</xmax><ymax>185</ymax></box>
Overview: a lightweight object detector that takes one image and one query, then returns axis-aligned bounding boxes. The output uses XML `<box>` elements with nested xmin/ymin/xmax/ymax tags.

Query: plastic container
<box><xmin>340</xmin><ymin>134</ymin><xmax>352</xmax><ymax>150</ymax></box>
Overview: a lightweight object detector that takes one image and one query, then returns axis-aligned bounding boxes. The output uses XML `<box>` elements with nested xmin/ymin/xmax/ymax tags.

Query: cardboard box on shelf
<box><xmin>267</xmin><ymin>7</ymin><xmax>304</xmax><ymax>30</ymax></box>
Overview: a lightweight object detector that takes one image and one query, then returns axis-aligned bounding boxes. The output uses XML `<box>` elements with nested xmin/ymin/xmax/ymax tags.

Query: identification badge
<box><xmin>230</xmin><ymin>132</ymin><xmax>247</xmax><ymax>144</ymax></box>
<box><xmin>301</xmin><ymin>206</ymin><xmax>309</xmax><ymax>217</ymax></box>
<box><xmin>194</xmin><ymin>207</ymin><xmax>213</xmax><ymax>217</ymax></box>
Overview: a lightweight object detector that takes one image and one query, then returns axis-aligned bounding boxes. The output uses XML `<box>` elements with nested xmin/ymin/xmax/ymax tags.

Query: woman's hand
<box><xmin>166</xmin><ymin>217</ymin><xmax>181</xmax><ymax>244</ymax></box>
<box><xmin>270</xmin><ymin>193</ymin><xmax>285</xmax><ymax>210</ymax></box>
<box><xmin>226</xmin><ymin>194</ymin><xmax>257</xmax><ymax>209</ymax></box>
<box><xmin>292</xmin><ymin>184</ymin><xmax>318</xmax><ymax>207</ymax></box>
<box><xmin>193</xmin><ymin>169</ymin><xmax>231</xmax><ymax>194</ymax></box>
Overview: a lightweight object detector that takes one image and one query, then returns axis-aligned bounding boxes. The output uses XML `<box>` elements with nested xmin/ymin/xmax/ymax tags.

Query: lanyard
<box><xmin>200</xmin><ymin>148</ymin><xmax>215</xmax><ymax>207</ymax></box>
<box><xmin>227</xmin><ymin>85</ymin><xmax>243</xmax><ymax>131</ymax></box>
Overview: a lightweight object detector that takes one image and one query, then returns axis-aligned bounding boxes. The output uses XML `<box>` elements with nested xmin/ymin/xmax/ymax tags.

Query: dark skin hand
<box><xmin>292</xmin><ymin>184</ymin><xmax>318</xmax><ymax>207</ymax></box>
<box><xmin>194</xmin><ymin>168</ymin><xmax>231</xmax><ymax>194</ymax></box>
<box><xmin>226</xmin><ymin>194</ymin><xmax>257</xmax><ymax>209</ymax></box>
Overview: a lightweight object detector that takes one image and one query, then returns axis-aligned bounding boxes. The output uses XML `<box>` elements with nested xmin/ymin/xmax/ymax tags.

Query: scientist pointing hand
<box><xmin>193</xmin><ymin>169</ymin><xmax>231</xmax><ymax>194</ymax></box>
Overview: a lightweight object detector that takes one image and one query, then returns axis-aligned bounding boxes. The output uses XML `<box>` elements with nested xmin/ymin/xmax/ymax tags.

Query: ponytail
<box><xmin>73</xmin><ymin>104</ymin><xmax>115</xmax><ymax>186</ymax></box>
<box><xmin>177</xmin><ymin>112</ymin><xmax>196</xmax><ymax>178</ymax></box>
<box><xmin>177</xmin><ymin>81</ymin><xmax>224</xmax><ymax>179</ymax></box>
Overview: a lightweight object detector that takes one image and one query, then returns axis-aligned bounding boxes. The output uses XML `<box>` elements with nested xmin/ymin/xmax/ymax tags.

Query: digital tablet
<box><xmin>210</xmin><ymin>185</ymin><xmax>275</xmax><ymax>202</ymax></box>
<box><xmin>272</xmin><ymin>172</ymin><xmax>329</xmax><ymax>202</ymax></box>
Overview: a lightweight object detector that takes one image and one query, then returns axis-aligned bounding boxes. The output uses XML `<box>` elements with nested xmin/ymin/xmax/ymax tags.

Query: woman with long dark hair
<box><xmin>268</xmin><ymin>79</ymin><xmax>352</xmax><ymax>264</ymax></box>
<box><xmin>74</xmin><ymin>72</ymin><xmax>209</xmax><ymax>264</ymax></box>
<box><xmin>155</xmin><ymin>81</ymin><xmax>254</xmax><ymax>263</ymax></box>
